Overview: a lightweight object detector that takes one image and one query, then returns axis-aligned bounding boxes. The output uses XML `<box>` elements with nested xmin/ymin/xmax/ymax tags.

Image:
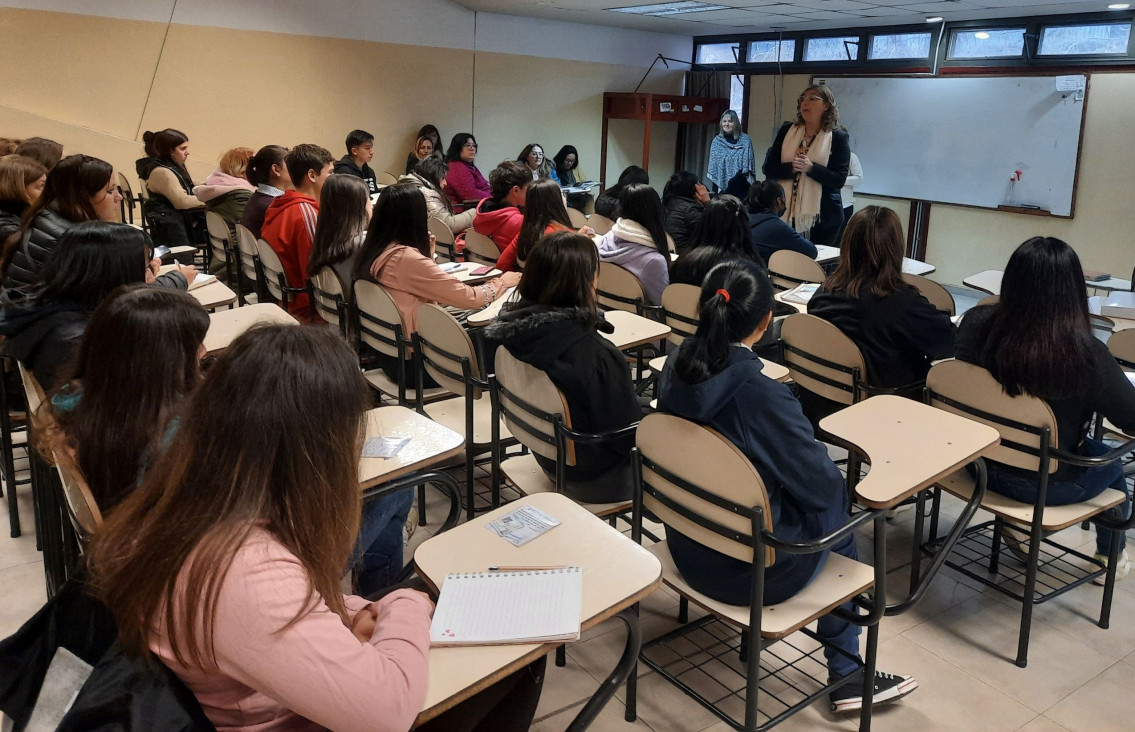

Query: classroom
<box><xmin>0</xmin><ymin>0</ymin><xmax>1133</xmax><ymax>731</ymax></box>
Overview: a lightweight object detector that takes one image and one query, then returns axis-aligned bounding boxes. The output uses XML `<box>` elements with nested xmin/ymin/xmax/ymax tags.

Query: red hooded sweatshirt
<box><xmin>261</xmin><ymin>190</ymin><xmax>318</xmax><ymax>320</ymax></box>
<box><xmin>472</xmin><ymin>198</ymin><xmax>523</xmax><ymax>253</ymax></box>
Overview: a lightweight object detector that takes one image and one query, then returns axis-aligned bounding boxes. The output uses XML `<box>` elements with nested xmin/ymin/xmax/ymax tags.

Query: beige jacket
<box><xmin>399</xmin><ymin>174</ymin><xmax>474</xmax><ymax>234</ymax></box>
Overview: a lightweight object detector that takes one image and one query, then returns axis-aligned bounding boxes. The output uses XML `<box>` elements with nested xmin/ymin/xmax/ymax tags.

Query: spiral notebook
<box><xmin>429</xmin><ymin>567</ymin><xmax>583</xmax><ymax>646</ymax></box>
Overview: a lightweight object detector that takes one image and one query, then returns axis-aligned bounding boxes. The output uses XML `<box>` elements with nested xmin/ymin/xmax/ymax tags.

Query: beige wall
<box><xmin>747</xmin><ymin>71</ymin><xmax>1131</xmax><ymax>286</ymax></box>
<box><xmin>0</xmin><ymin>6</ymin><xmax>683</xmax><ymax>199</ymax></box>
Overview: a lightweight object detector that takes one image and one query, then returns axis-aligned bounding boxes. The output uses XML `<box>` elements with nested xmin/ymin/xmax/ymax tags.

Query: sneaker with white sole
<box><xmin>1092</xmin><ymin>549</ymin><xmax>1130</xmax><ymax>585</ymax></box>
<box><xmin>830</xmin><ymin>670</ymin><xmax>918</xmax><ymax>713</ymax></box>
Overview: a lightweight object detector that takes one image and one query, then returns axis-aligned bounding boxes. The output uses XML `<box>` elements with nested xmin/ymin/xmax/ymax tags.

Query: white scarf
<box><xmin>611</xmin><ymin>218</ymin><xmax>658</xmax><ymax>249</ymax></box>
<box><xmin>778</xmin><ymin>124</ymin><xmax>832</xmax><ymax>237</ymax></box>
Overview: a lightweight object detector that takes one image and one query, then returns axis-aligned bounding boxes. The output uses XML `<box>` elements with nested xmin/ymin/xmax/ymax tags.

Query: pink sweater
<box><xmin>150</xmin><ymin>529</ymin><xmax>434</xmax><ymax>732</ymax></box>
<box><xmin>369</xmin><ymin>244</ymin><xmax>509</xmax><ymax>333</ymax></box>
<box><xmin>443</xmin><ymin>161</ymin><xmax>490</xmax><ymax>210</ymax></box>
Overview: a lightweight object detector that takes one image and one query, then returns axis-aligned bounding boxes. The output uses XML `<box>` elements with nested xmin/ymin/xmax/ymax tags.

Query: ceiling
<box><xmin>454</xmin><ymin>0</ymin><xmax>1110</xmax><ymax>36</ymax></box>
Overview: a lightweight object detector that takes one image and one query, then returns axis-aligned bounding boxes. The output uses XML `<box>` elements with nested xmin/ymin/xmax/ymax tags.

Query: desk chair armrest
<box><xmin>861</xmin><ymin>379</ymin><xmax>925</xmax><ymax>399</ymax></box>
<box><xmin>885</xmin><ymin>457</ymin><xmax>989</xmax><ymax>616</ymax></box>
<box><xmin>560</xmin><ymin>421</ymin><xmax>641</xmax><ymax>445</ymax></box>
<box><xmin>363</xmin><ymin>469</ymin><xmax>462</xmax><ymax>536</ymax></box>
<box><xmin>762</xmin><ymin>507</ymin><xmax>877</xmax><ymax>556</ymax></box>
<box><xmin>1051</xmin><ymin>436</ymin><xmax>1135</xmax><ymax>469</ymax></box>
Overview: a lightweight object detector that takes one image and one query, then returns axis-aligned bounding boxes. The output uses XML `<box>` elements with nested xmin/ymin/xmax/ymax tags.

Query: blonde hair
<box><xmin>218</xmin><ymin>147</ymin><xmax>255</xmax><ymax>180</ymax></box>
<box><xmin>793</xmin><ymin>86</ymin><xmax>839</xmax><ymax>131</ymax></box>
<box><xmin>0</xmin><ymin>154</ymin><xmax>47</xmax><ymax>203</ymax></box>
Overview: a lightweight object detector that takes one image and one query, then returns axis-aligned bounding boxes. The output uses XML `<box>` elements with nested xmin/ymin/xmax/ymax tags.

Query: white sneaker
<box><xmin>1093</xmin><ymin>549</ymin><xmax>1130</xmax><ymax>585</ymax></box>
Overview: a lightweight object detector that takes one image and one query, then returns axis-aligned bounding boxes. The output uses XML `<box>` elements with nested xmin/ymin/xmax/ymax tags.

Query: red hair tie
<box><xmin>716</xmin><ymin>288</ymin><xmax>731</xmax><ymax>303</ymax></box>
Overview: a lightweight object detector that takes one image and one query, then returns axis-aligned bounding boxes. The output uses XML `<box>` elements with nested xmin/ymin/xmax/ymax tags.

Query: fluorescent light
<box><xmin>1108</xmin><ymin>3</ymin><xmax>1131</xmax><ymax>8</ymax></box>
<box><xmin>975</xmin><ymin>31</ymin><xmax>991</xmax><ymax>39</ymax></box>
<box><xmin>926</xmin><ymin>16</ymin><xmax>944</xmax><ymax>22</ymax></box>
<box><xmin>610</xmin><ymin>2</ymin><xmax>730</xmax><ymax>16</ymax></box>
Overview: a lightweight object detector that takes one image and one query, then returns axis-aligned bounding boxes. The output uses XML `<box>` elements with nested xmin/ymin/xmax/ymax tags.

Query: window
<box><xmin>748</xmin><ymin>39</ymin><xmax>795</xmax><ymax>63</ymax></box>
<box><xmin>949</xmin><ymin>28</ymin><xmax>1025</xmax><ymax>59</ymax></box>
<box><xmin>804</xmin><ymin>36</ymin><xmax>860</xmax><ymax>62</ymax></box>
<box><xmin>1039</xmin><ymin>22</ymin><xmax>1131</xmax><ymax>55</ymax></box>
<box><xmin>695</xmin><ymin>42</ymin><xmax>740</xmax><ymax>65</ymax></box>
<box><xmin>730</xmin><ymin>75</ymin><xmax>745</xmax><ymax>121</ymax></box>
<box><xmin>869</xmin><ymin>32</ymin><xmax>932</xmax><ymax>60</ymax></box>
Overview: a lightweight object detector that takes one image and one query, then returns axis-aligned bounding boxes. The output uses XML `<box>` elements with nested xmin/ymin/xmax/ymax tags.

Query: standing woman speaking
<box><xmin>762</xmin><ymin>85</ymin><xmax>849</xmax><ymax>249</ymax></box>
<box><xmin>706</xmin><ymin>110</ymin><xmax>754</xmax><ymax>194</ymax></box>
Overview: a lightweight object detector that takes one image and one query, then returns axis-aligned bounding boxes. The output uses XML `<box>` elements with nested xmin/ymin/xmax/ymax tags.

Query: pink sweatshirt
<box><xmin>443</xmin><ymin>161</ymin><xmax>491</xmax><ymax>210</ymax></box>
<box><xmin>369</xmin><ymin>244</ymin><xmax>509</xmax><ymax>333</ymax></box>
<box><xmin>150</xmin><ymin>529</ymin><xmax>433</xmax><ymax>732</ymax></box>
<box><xmin>194</xmin><ymin>169</ymin><xmax>256</xmax><ymax>202</ymax></box>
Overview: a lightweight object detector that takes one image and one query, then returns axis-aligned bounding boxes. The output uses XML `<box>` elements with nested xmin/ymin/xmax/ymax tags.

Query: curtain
<box><xmin>678</xmin><ymin>71</ymin><xmax>732</xmax><ymax>184</ymax></box>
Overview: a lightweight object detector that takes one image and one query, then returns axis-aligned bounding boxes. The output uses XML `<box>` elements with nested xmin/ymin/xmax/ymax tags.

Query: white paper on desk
<box><xmin>186</xmin><ymin>273</ymin><xmax>215</xmax><ymax>291</ymax></box>
<box><xmin>486</xmin><ymin>505</ymin><xmax>561</xmax><ymax>546</ymax></box>
<box><xmin>781</xmin><ymin>283</ymin><xmax>819</xmax><ymax>305</ymax></box>
<box><xmin>430</xmin><ymin>567</ymin><xmax>582</xmax><ymax>645</ymax></box>
<box><xmin>361</xmin><ymin>436</ymin><xmax>410</xmax><ymax>459</ymax></box>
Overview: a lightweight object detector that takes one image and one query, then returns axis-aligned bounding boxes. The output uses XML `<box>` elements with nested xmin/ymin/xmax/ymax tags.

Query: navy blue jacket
<box><xmin>657</xmin><ymin>346</ymin><xmax>847</xmax><ymax>603</ymax></box>
<box><xmin>748</xmin><ymin>210</ymin><xmax>817</xmax><ymax>264</ymax></box>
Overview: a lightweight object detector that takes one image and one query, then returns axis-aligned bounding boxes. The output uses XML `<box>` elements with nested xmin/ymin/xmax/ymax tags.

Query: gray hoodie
<box><xmin>595</xmin><ymin>219</ymin><xmax>670</xmax><ymax>306</ymax></box>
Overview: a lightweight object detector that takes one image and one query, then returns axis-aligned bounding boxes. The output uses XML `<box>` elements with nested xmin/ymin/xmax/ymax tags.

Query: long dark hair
<box><xmin>417</xmin><ymin>124</ymin><xmax>441</xmax><ymax>148</ymax></box>
<box><xmin>354</xmin><ymin>183</ymin><xmax>430</xmax><ymax>280</ymax></box>
<box><xmin>310</xmin><ymin>174</ymin><xmax>369</xmax><ymax>275</ymax></box>
<box><xmin>35</xmin><ymin>221</ymin><xmax>151</xmax><ymax>307</ymax></box>
<box><xmin>823</xmin><ymin>206</ymin><xmax>907</xmax><ymax>299</ymax></box>
<box><xmin>514</xmin><ymin>178</ymin><xmax>573</xmax><ymax>265</ymax></box>
<box><xmin>42</xmin><ymin>286</ymin><xmax>209</xmax><ymax>512</ymax></box>
<box><xmin>977</xmin><ymin>237</ymin><xmax>1096</xmax><ymax>400</ymax></box>
<box><xmin>663</xmin><ymin>171</ymin><xmax>700</xmax><ymax>207</ymax></box>
<box><xmin>445</xmin><ymin>133</ymin><xmax>477</xmax><ymax>163</ymax></box>
<box><xmin>675</xmin><ymin>259</ymin><xmax>773</xmax><ymax>384</ymax></box>
<box><xmin>412</xmin><ymin>156</ymin><xmax>453</xmax><ymax>214</ymax></box>
<box><xmin>747</xmin><ymin>179</ymin><xmax>783</xmax><ymax>214</ymax></box>
<box><xmin>514</xmin><ymin>231</ymin><xmax>600</xmax><ymax>322</ymax></box>
<box><xmin>606</xmin><ymin>165</ymin><xmax>649</xmax><ymax>201</ymax></box>
<box><xmin>88</xmin><ymin>326</ymin><xmax>369</xmax><ymax>665</ymax></box>
<box><xmin>618</xmin><ymin>184</ymin><xmax>669</xmax><ymax>256</ymax></box>
<box><xmin>686</xmin><ymin>195</ymin><xmax>749</xmax><ymax>254</ymax></box>
<box><xmin>552</xmin><ymin>145</ymin><xmax>579</xmax><ymax>181</ymax></box>
<box><xmin>246</xmin><ymin>145</ymin><xmax>288</xmax><ymax>187</ymax></box>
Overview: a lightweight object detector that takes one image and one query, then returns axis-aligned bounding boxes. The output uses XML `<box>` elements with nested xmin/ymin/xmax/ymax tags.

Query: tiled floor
<box><xmin>3</xmin><ymin>286</ymin><xmax>1132</xmax><ymax>731</ymax></box>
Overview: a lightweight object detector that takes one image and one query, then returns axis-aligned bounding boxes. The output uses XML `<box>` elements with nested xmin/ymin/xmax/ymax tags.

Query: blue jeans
<box><xmin>353</xmin><ymin>487</ymin><xmax>415</xmax><ymax>596</ymax></box>
<box><xmin>985</xmin><ymin>437</ymin><xmax>1132</xmax><ymax>555</ymax></box>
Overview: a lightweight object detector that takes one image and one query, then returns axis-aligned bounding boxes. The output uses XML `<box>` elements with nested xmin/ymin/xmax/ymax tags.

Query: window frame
<box><xmin>1037</xmin><ymin>19</ymin><xmax>1133</xmax><ymax>58</ymax></box>
<box><xmin>867</xmin><ymin>30</ymin><xmax>935</xmax><ymax>62</ymax></box>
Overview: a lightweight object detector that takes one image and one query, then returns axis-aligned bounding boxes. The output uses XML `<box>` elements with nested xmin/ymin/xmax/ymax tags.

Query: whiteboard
<box><xmin>820</xmin><ymin>75</ymin><xmax>1088</xmax><ymax>217</ymax></box>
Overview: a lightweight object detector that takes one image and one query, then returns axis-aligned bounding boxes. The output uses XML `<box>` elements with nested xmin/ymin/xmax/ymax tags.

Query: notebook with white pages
<box><xmin>429</xmin><ymin>567</ymin><xmax>583</xmax><ymax>646</ymax></box>
<box><xmin>187</xmin><ymin>273</ymin><xmax>216</xmax><ymax>291</ymax></box>
<box><xmin>781</xmin><ymin>282</ymin><xmax>819</xmax><ymax>305</ymax></box>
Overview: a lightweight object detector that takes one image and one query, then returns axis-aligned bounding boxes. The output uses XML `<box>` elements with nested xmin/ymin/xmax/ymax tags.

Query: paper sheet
<box><xmin>486</xmin><ymin>505</ymin><xmax>561</xmax><ymax>547</ymax></box>
<box><xmin>361</xmin><ymin>436</ymin><xmax>410</xmax><ymax>459</ymax></box>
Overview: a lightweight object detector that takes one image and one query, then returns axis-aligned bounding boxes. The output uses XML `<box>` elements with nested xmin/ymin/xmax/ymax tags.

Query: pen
<box><xmin>488</xmin><ymin>565</ymin><xmax>573</xmax><ymax>572</ymax></box>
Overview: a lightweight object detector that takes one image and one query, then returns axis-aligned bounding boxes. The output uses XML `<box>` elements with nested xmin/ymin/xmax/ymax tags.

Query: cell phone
<box><xmin>472</xmin><ymin>265</ymin><xmax>494</xmax><ymax>275</ymax></box>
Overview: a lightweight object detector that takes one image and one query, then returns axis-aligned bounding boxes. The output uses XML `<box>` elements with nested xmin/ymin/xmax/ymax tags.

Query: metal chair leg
<box><xmin>566</xmin><ymin>608</ymin><xmax>641</xmax><ymax>732</ymax></box>
<box><xmin>555</xmin><ymin>645</ymin><xmax>566</xmax><ymax>667</ymax></box>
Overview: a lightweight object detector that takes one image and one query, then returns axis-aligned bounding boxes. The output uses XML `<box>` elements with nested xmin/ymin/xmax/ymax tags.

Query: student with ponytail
<box><xmin>657</xmin><ymin>258</ymin><xmax>916</xmax><ymax>713</ymax></box>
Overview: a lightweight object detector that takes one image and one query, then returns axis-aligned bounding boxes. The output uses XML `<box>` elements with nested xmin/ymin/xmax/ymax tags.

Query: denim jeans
<box><xmin>985</xmin><ymin>437</ymin><xmax>1132</xmax><ymax>555</ymax></box>
<box><xmin>353</xmin><ymin>487</ymin><xmax>415</xmax><ymax>596</ymax></box>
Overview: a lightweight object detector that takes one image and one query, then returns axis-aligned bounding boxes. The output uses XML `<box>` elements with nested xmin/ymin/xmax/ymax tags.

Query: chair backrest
<box><xmin>54</xmin><ymin>451</ymin><xmax>103</xmax><ymax>544</ymax></box>
<box><xmin>255</xmin><ymin>238</ymin><xmax>290</xmax><ymax>302</ymax></box>
<box><xmin>377</xmin><ymin>172</ymin><xmax>399</xmax><ymax>185</ymax></box>
<box><xmin>428</xmin><ymin>217</ymin><xmax>458</xmax><ymax>263</ymax></box>
<box><xmin>494</xmin><ymin>346</ymin><xmax>576</xmax><ymax>465</ymax></box>
<box><xmin>901</xmin><ymin>273</ymin><xmax>955</xmax><ymax>316</ymax></box>
<box><xmin>976</xmin><ymin>294</ymin><xmax>1000</xmax><ymax>307</ymax></box>
<box><xmin>779</xmin><ymin>313</ymin><xmax>867</xmax><ymax>405</ymax></box>
<box><xmin>588</xmin><ymin>214</ymin><xmax>615</xmax><ymax>235</ymax></box>
<box><xmin>352</xmin><ymin>280</ymin><xmax>405</xmax><ymax>359</ymax></box>
<box><xmin>115</xmin><ymin>172</ymin><xmax>134</xmax><ymax>200</ymax></box>
<box><xmin>636</xmin><ymin>413</ymin><xmax>773</xmax><ymax>566</ymax></box>
<box><xmin>926</xmin><ymin>359</ymin><xmax>1060</xmax><ymax>474</ymax></box>
<box><xmin>660</xmin><ymin>283</ymin><xmax>701</xmax><ymax>348</ymax></box>
<box><xmin>597</xmin><ymin>261</ymin><xmax>644</xmax><ymax>313</ymax></box>
<box><xmin>463</xmin><ymin>230</ymin><xmax>500</xmax><ymax>266</ymax></box>
<box><xmin>415</xmin><ymin>303</ymin><xmax>482</xmax><ymax>398</ymax></box>
<box><xmin>310</xmin><ymin>267</ymin><xmax>346</xmax><ymax>328</ymax></box>
<box><xmin>18</xmin><ymin>362</ymin><xmax>45</xmax><ymax>415</ymax></box>
<box><xmin>768</xmin><ymin>250</ymin><xmax>826</xmax><ymax>292</ymax></box>
<box><xmin>204</xmin><ymin>211</ymin><xmax>232</xmax><ymax>264</ymax></box>
<box><xmin>234</xmin><ymin>224</ymin><xmax>261</xmax><ymax>282</ymax></box>
<box><xmin>1110</xmin><ymin>328</ymin><xmax>1135</xmax><ymax>370</ymax></box>
<box><xmin>567</xmin><ymin>208</ymin><xmax>588</xmax><ymax>229</ymax></box>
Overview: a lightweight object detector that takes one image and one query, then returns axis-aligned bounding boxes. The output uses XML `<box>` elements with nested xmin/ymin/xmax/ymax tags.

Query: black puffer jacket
<box><xmin>2</xmin><ymin>207</ymin><xmax>72</xmax><ymax>293</ymax></box>
<box><xmin>0</xmin><ymin>291</ymin><xmax>92</xmax><ymax>390</ymax></box>
<box><xmin>484</xmin><ymin>303</ymin><xmax>641</xmax><ymax>484</ymax></box>
<box><xmin>663</xmin><ymin>196</ymin><xmax>702</xmax><ymax>255</ymax></box>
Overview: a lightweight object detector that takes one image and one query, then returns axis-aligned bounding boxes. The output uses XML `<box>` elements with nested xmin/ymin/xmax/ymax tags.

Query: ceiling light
<box><xmin>610</xmin><ymin>2</ymin><xmax>730</xmax><ymax>16</ymax></box>
<box><xmin>975</xmin><ymin>31</ymin><xmax>991</xmax><ymax>39</ymax></box>
<box><xmin>1108</xmin><ymin>3</ymin><xmax>1131</xmax><ymax>8</ymax></box>
<box><xmin>926</xmin><ymin>16</ymin><xmax>944</xmax><ymax>22</ymax></box>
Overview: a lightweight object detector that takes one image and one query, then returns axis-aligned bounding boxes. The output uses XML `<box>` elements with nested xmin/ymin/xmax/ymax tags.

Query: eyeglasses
<box><xmin>463</xmin><ymin>142</ymin><xmax>478</xmax><ymax>149</ymax></box>
<box><xmin>800</xmin><ymin>95</ymin><xmax>824</xmax><ymax>103</ymax></box>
